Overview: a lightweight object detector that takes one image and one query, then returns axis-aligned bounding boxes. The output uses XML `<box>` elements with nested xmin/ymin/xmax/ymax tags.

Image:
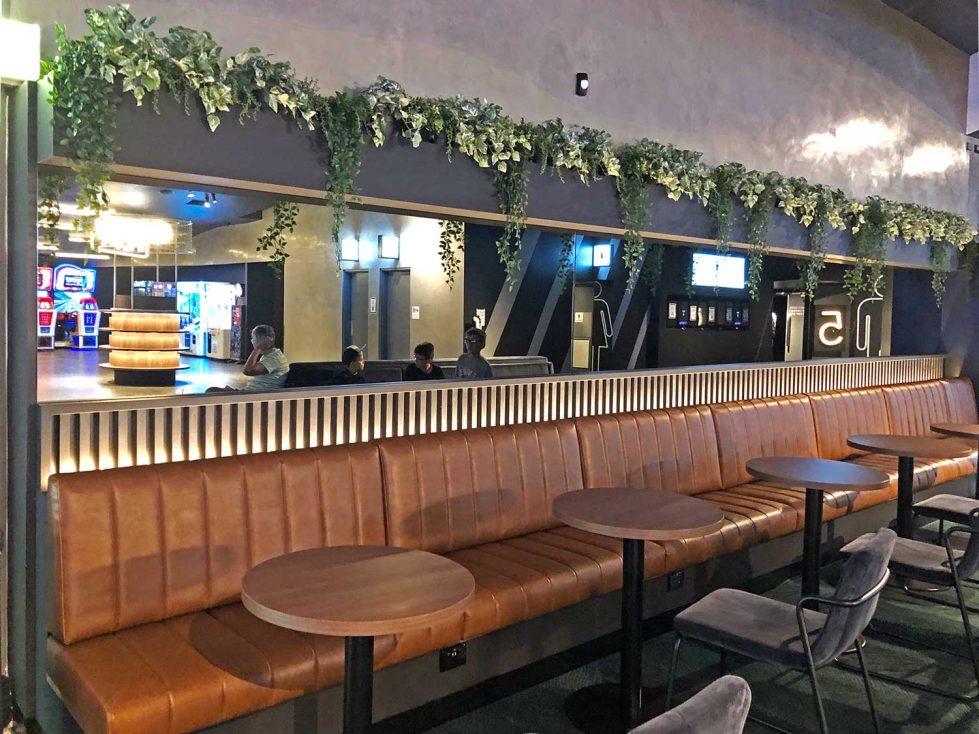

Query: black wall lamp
<box><xmin>575</xmin><ymin>72</ymin><xmax>589</xmax><ymax>96</ymax></box>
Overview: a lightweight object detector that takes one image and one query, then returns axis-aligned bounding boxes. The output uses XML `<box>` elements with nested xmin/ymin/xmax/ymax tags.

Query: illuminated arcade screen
<box><xmin>52</xmin><ymin>264</ymin><xmax>97</xmax><ymax>313</ymax></box>
<box><xmin>691</xmin><ymin>253</ymin><xmax>746</xmax><ymax>290</ymax></box>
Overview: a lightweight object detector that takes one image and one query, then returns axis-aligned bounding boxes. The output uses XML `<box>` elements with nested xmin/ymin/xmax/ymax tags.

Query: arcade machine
<box><xmin>52</xmin><ymin>263</ymin><xmax>98</xmax><ymax>348</ymax></box>
<box><xmin>36</xmin><ymin>266</ymin><xmax>54</xmax><ymax>350</ymax></box>
<box><xmin>177</xmin><ymin>281</ymin><xmax>240</xmax><ymax>360</ymax></box>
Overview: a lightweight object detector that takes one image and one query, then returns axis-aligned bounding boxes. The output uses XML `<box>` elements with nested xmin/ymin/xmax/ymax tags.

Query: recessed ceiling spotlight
<box><xmin>575</xmin><ymin>72</ymin><xmax>589</xmax><ymax>97</ymax></box>
<box><xmin>186</xmin><ymin>192</ymin><xmax>195</xmax><ymax>198</ymax></box>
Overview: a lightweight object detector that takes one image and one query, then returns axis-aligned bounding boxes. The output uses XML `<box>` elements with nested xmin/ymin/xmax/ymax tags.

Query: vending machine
<box><xmin>177</xmin><ymin>281</ymin><xmax>239</xmax><ymax>359</ymax></box>
<box><xmin>37</xmin><ymin>296</ymin><xmax>55</xmax><ymax>350</ymax></box>
<box><xmin>71</xmin><ymin>296</ymin><xmax>100</xmax><ymax>349</ymax></box>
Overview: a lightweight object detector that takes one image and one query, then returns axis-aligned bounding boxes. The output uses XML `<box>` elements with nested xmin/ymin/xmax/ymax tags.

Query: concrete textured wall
<box><xmin>188</xmin><ymin>205</ymin><xmax>463</xmax><ymax>362</ymax></box>
<box><xmin>16</xmin><ymin>0</ymin><xmax>970</xmax><ymax>213</ymax></box>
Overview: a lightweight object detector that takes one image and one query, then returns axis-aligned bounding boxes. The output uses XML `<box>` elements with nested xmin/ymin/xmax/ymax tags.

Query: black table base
<box><xmin>565</xmin><ymin>682</ymin><xmax>667</xmax><ymax>734</ymax></box>
<box><xmin>897</xmin><ymin>455</ymin><xmax>914</xmax><ymax>538</ymax></box>
<box><xmin>802</xmin><ymin>487</ymin><xmax>824</xmax><ymax>604</ymax></box>
<box><xmin>344</xmin><ymin>635</ymin><xmax>374</xmax><ymax>734</ymax></box>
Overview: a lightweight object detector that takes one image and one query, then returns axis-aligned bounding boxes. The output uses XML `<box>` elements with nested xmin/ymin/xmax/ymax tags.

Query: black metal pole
<box><xmin>897</xmin><ymin>455</ymin><xmax>915</xmax><ymax>538</ymax></box>
<box><xmin>802</xmin><ymin>488</ymin><xmax>824</xmax><ymax>604</ymax></box>
<box><xmin>344</xmin><ymin>635</ymin><xmax>374</xmax><ymax>734</ymax></box>
<box><xmin>621</xmin><ymin>538</ymin><xmax>644</xmax><ymax>731</ymax></box>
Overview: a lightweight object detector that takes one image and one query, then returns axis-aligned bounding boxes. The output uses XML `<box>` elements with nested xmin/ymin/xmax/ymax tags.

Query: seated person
<box><xmin>457</xmin><ymin>327</ymin><xmax>493</xmax><ymax>380</ymax></box>
<box><xmin>404</xmin><ymin>341</ymin><xmax>445</xmax><ymax>381</ymax></box>
<box><xmin>331</xmin><ymin>345</ymin><xmax>367</xmax><ymax>385</ymax></box>
<box><xmin>242</xmin><ymin>325</ymin><xmax>290</xmax><ymax>391</ymax></box>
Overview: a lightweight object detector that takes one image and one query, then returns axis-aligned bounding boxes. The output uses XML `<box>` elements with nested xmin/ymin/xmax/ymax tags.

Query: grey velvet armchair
<box><xmin>628</xmin><ymin>675</ymin><xmax>750</xmax><ymax>734</ymax></box>
<box><xmin>666</xmin><ymin>527</ymin><xmax>896</xmax><ymax>734</ymax></box>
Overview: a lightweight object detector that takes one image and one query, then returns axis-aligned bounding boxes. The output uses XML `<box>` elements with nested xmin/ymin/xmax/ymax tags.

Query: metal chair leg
<box><xmin>805</xmin><ymin>658</ymin><xmax>829</xmax><ymax>734</ymax></box>
<box><xmin>854</xmin><ymin>641</ymin><xmax>881</xmax><ymax>734</ymax></box>
<box><xmin>719</xmin><ymin>648</ymin><xmax>728</xmax><ymax>677</ymax></box>
<box><xmin>664</xmin><ymin>635</ymin><xmax>682</xmax><ymax>711</ymax></box>
<box><xmin>952</xmin><ymin>570</ymin><xmax>979</xmax><ymax>695</ymax></box>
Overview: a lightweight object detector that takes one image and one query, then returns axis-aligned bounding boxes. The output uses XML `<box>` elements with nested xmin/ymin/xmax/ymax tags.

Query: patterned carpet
<box><xmin>382</xmin><ymin>559</ymin><xmax>979</xmax><ymax>734</ymax></box>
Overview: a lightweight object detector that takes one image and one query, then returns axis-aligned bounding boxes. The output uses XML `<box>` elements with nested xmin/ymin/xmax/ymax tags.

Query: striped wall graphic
<box><xmin>39</xmin><ymin>355</ymin><xmax>945</xmax><ymax>490</ymax></box>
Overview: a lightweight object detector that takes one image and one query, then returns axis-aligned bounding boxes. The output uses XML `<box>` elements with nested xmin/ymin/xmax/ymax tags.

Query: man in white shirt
<box><xmin>242</xmin><ymin>324</ymin><xmax>289</xmax><ymax>391</ymax></box>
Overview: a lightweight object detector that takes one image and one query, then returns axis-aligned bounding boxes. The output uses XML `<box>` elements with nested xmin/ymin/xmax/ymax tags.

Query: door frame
<box><xmin>379</xmin><ymin>267</ymin><xmax>411</xmax><ymax>360</ymax></box>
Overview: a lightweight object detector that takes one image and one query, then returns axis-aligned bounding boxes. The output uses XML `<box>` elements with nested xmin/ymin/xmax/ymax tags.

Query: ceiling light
<box><xmin>575</xmin><ymin>72</ymin><xmax>589</xmax><ymax>97</ymax></box>
<box><xmin>54</xmin><ymin>251</ymin><xmax>110</xmax><ymax>260</ymax></box>
<box><xmin>115</xmin><ymin>188</ymin><xmax>149</xmax><ymax>208</ymax></box>
<box><xmin>0</xmin><ymin>18</ymin><xmax>40</xmax><ymax>83</ymax></box>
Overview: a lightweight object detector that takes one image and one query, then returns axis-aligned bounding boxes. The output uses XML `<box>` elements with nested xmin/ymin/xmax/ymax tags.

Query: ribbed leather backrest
<box><xmin>575</xmin><ymin>407</ymin><xmax>722</xmax><ymax>494</ymax></box>
<box><xmin>49</xmin><ymin>443</ymin><xmax>385</xmax><ymax>645</ymax></box>
<box><xmin>882</xmin><ymin>381</ymin><xmax>951</xmax><ymax>435</ymax></box>
<box><xmin>710</xmin><ymin>396</ymin><xmax>818</xmax><ymax>488</ymax></box>
<box><xmin>943</xmin><ymin>378</ymin><xmax>979</xmax><ymax>423</ymax></box>
<box><xmin>379</xmin><ymin>421</ymin><xmax>583</xmax><ymax>554</ymax></box>
<box><xmin>808</xmin><ymin>388</ymin><xmax>891</xmax><ymax>460</ymax></box>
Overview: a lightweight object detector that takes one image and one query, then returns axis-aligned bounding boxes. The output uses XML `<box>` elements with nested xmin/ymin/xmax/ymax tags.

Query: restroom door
<box><xmin>380</xmin><ymin>269</ymin><xmax>411</xmax><ymax>359</ymax></box>
<box><xmin>571</xmin><ymin>283</ymin><xmax>594</xmax><ymax>370</ymax></box>
<box><xmin>343</xmin><ymin>270</ymin><xmax>369</xmax><ymax>351</ymax></box>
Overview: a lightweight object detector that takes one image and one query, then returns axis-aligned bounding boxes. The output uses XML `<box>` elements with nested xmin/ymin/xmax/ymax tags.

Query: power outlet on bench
<box><xmin>439</xmin><ymin>642</ymin><xmax>467</xmax><ymax>672</ymax></box>
<box><xmin>667</xmin><ymin>570</ymin><xmax>685</xmax><ymax>592</ymax></box>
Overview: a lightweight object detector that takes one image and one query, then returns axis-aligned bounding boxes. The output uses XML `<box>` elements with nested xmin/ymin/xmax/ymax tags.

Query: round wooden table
<box><xmin>553</xmin><ymin>488</ymin><xmax>725</xmax><ymax>733</ymax></box>
<box><xmin>242</xmin><ymin>546</ymin><xmax>475</xmax><ymax>734</ymax></box>
<box><xmin>847</xmin><ymin>434</ymin><xmax>974</xmax><ymax>538</ymax></box>
<box><xmin>746</xmin><ymin>457</ymin><xmax>889</xmax><ymax>600</ymax></box>
<box><xmin>932</xmin><ymin>423</ymin><xmax>979</xmax><ymax>499</ymax></box>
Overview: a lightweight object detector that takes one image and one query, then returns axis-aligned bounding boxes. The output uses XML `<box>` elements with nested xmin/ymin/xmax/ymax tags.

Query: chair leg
<box><xmin>719</xmin><ymin>648</ymin><xmax>728</xmax><ymax>677</ymax></box>
<box><xmin>854</xmin><ymin>641</ymin><xmax>881</xmax><ymax>734</ymax></box>
<box><xmin>665</xmin><ymin>635</ymin><xmax>682</xmax><ymax>711</ymax></box>
<box><xmin>952</xmin><ymin>572</ymin><xmax>979</xmax><ymax>694</ymax></box>
<box><xmin>805</xmin><ymin>658</ymin><xmax>829</xmax><ymax>734</ymax></box>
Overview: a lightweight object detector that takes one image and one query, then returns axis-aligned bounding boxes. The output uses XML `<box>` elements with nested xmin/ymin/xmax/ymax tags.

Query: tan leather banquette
<box><xmin>46</xmin><ymin>378</ymin><xmax>977</xmax><ymax>733</ymax></box>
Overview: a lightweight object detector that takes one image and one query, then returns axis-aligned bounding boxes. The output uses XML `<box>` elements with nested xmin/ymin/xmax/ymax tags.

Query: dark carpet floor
<box><xmin>401</xmin><ymin>563</ymin><xmax>979</xmax><ymax>733</ymax></box>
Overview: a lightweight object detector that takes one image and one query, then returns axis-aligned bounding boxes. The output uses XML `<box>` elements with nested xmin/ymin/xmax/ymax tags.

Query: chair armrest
<box><xmin>943</xmin><ymin>512</ymin><xmax>979</xmax><ymax>575</ymax></box>
<box><xmin>795</xmin><ymin>570</ymin><xmax>890</xmax><ymax>652</ymax></box>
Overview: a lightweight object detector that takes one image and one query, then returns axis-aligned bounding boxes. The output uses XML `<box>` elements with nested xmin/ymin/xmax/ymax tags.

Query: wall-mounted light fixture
<box><xmin>378</xmin><ymin>234</ymin><xmax>400</xmax><ymax>259</ymax></box>
<box><xmin>575</xmin><ymin>72</ymin><xmax>589</xmax><ymax>97</ymax></box>
<box><xmin>340</xmin><ymin>237</ymin><xmax>360</xmax><ymax>262</ymax></box>
<box><xmin>0</xmin><ymin>18</ymin><xmax>41</xmax><ymax>84</ymax></box>
<box><xmin>593</xmin><ymin>242</ymin><xmax>612</xmax><ymax>267</ymax></box>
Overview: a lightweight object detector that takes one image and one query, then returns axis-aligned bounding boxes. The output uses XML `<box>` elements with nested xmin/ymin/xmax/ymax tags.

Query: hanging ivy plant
<box><xmin>256</xmin><ymin>201</ymin><xmax>299</xmax><ymax>276</ymax></box>
<box><xmin>963</xmin><ymin>240</ymin><xmax>979</xmax><ymax>278</ymax></box>
<box><xmin>615</xmin><ymin>167</ymin><xmax>650</xmax><ymax>290</ymax></box>
<box><xmin>530</xmin><ymin>119</ymin><xmax>619</xmax><ymax>182</ymax></box>
<box><xmin>641</xmin><ymin>242</ymin><xmax>665</xmax><ymax>295</ymax></box>
<box><xmin>707</xmin><ymin>162</ymin><xmax>744</xmax><ymax>255</ymax></box>
<box><xmin>844</xmin><ymin>196</ymin><xmax>888</xmax><ymax>299</ymax></box>
<box><xmin>556</xmin><ymin>233</ymin><xmax>576</xmax><ymax>293</ymax></box>
<box><xmin>735</xmin><ymin>170</ymin><xmax>776</xmax><ymax>301</ymax></box>
<box><xmin>438</xmin><ymin>220</ymin><xmax>465</xmax><ymax>287</ymax></box>
<box><xmin>930</xmin><ymin>241</ymin><xmax>951</xmax><ymax>307</ymax></box>
<box><xmin>495</xmin><ymin>164</ymin><xmax>531</xmax><ymax>289</ymax></box>
<box><xmin>38</xmin><ymin>173</ymin><xmax>68</xmax><ymax>248</ymax></box>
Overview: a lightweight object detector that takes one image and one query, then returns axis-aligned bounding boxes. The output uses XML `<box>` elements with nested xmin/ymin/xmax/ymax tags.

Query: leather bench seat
<box><xmin>46</xmin><ymin>378</ymin><xmax>979</xmax><ymax>734</ymax></box>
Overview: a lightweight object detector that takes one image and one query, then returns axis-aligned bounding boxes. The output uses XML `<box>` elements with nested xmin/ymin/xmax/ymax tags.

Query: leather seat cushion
<box><xmin>46</xmin><ymin>607</ymin><xmax>397</xmax><ymax>734</ymax></box>
<box><xmin>693</xmin><ymin>489</ymin><xmax>799</xmax><ymax>547</ymax></box>
<box><xmin>849</xmin><ymin>453</ymin><xmax>976</xmax><ymax>496</ymax></box>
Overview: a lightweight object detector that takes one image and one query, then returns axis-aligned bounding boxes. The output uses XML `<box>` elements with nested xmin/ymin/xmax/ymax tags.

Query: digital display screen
<box><xmin>691</xmin><ymin>253</ymin><xmax>746</xmax><ymax>290</ymax></box>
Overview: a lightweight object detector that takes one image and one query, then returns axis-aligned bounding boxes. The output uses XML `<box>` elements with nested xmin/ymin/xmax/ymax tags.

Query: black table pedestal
<box><xmin>896</xmin><ymin>455</ymin><xmax>915</xmax><ymax>538</ymax></box>
<box><xmin>344</xmin><ymin>635</ymin><xmax>374</xmax><ymax>734</ymax></box>
<box><xmin>802</xmin><ymin>488</ymin><xmax>825</xmax><ymax>604</ymax></box>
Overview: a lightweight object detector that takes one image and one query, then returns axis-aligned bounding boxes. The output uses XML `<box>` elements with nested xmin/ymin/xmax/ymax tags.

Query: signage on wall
<box><xmin>817</xmin><ymin>309</ymin><xmax>845</xmax><ymax>347</ymax></box>
<box><xmin>369</xmin><ymin>297</ymin><xmax>377</xmax><ymax>314</ymax></box>
<box><xmin>474</xmin><ymin>308</ymin><xmax>486</xmax><ymax>329</ymax></box>
<box><xmin>37</xmin><ymin>266</ymin><xmax>53</xmax><ymax>291</ymax></box>
<box><xmin>411</xmin><ymin>305</ymin><xmax>420</xmax><ymax>320</ymax></box>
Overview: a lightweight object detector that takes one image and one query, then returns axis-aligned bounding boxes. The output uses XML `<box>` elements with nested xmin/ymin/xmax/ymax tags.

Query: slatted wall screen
<box><xmin>38</xmin><ymin>355</ymin><xmax>945</xmax><ymax>490</ymax></box>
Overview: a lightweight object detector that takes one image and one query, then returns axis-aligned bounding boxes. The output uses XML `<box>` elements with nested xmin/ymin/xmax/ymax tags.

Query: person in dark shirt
<box><xmin>404</xmin><ymin>341</ymin><xmax>445</xmax><ymax>381</ymax></box>
<box><xmin>331</xmin><ymin>345</ymin><xmax>367</xmax><ymax>386</ymax></box>
<box><xmin>457</xmin><ymin>327</ymin><xmax>493</xmax><ymax>379</ymax></box>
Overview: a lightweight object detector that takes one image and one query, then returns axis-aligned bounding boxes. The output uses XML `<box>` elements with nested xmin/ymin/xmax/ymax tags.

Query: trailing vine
<box><xmin>641</xmin><ymin>242</ymin><xmax>665</xmax><ymax>296</ymax></box>
<box><xmin>38</xmin><ymin>173</ymin><xmax>68</xmax><ymax>249</ymax></box>
<box><xmin>963</xmin><ymin>240</ymin><xmax>979</xmax><ymax>278</ymax></box>
<box><xmin>438</xmin><ymin>220</ymin><xmax>465</xmax><ymax>288</ymax></box>
<box><xmin>256</xmin><ymin>200</ymin><xmax>299</xmax><ymax>276</ymax></box>
<box><xmin>495</xmin><ymin>164</ymin><xmax>531</xmax><ymax>289</ymax></box>
<box><xmin>707</xmin><ymin>163</ymin><xmax>744</xmax><ymax>255</ymax></box>
<box><xmin>844</xmin><ymin>197</ymin><xmax>888</xmax><ymax>299</ymax></box>
<box><xmin>930</xmin><ymin>242</ymin><xmax>951</xmax><ymax>307</ymax></box>
<box><xmin>556</xmin><ymin>233</ymin><xmax>576</xmax><ymax>293</ymax></box>
<box><xmin>47</xmin><ymin>5</ymin><xmax>979</xmax><ymax>301</ymax></box>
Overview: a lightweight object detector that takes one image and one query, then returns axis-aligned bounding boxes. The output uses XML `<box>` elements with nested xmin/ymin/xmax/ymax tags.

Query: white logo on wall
<box><xmin>411</xmin><ymin>305</ymin><xmax>420</xmax><ymax>320</ymax></box>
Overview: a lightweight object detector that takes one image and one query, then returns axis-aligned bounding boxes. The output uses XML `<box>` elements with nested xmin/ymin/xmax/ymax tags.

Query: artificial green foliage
<box><xmin>963</xmin><ymin>241</ymin><xmax>979</xmax><ymax>278</ymax></box>
<box><xmin>844</xmin><ymin>197</ymin><xmax>888</xmax><ymax>299</ymax></box>
<box><xmin>38</xmin><ymin>173</ymin><xmax>69</xmax><ymax>249</ymax></box>
<box><xmin>707</xmin><ymin>162</ymin><xmax>745</xmax><ymax>255</ymax></box>
<box><xmin>495</xmin><ymin>164</ymin><xmax>531</xmax><ymax>289</ymax></box>
<box><xmin>256</xmin><ymin>200</ymin><xmax>299</xmax><ymax>276</ymax></box>
<box><xmin>929</xmin><ymin>241</ymin><xmax>951</xmax><ymax>307</ymax></box>
<box><xmin>48</xmin><ymin>5</ymin><xmax>979</xmax><ymax>302</ymax></box>
<box><xmin>556</xmin><ymin>233</ymin><xmax>576</xmax><ymax>293</ymax></box>
<box><xmin>640</xmin><ymin>242</ymin><xmax>665</xmax><ymax>296</ymax></box>
<box><xmin>438</xmin><ymin>220</ymin><xmax>465</xmax><ymax>288</ymax></box>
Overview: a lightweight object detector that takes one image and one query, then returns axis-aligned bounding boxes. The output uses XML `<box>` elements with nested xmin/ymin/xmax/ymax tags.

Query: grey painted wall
<box><xmin>16</xmin><ymin>0</ymin><xmax>970</xmax><ymax>213</ymax></box>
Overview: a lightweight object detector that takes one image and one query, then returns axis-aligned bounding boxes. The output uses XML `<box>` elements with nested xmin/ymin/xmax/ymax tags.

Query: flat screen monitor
<box><xmin>691</xmin><ymin>253</ymin><xmax>746</xmax><ymax>290</ymax></box>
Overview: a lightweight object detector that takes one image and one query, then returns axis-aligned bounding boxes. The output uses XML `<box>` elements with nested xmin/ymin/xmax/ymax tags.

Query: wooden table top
<box><xmin>931</xmin><ymin>423</ymin><xmax>979</xmax><ymax>441</ymax></box>
<box><xmin>241</xmin><ymin>546</ymin><xmax>475</xmax><ymax>637</ymax></box>
<box><xmin>847</xmin><ymin>434</ymin><xmax>975</xmax><ymax>460</ymax></box>
<box><xmin>746</xmin><ymin>456</ymin><xmax>890</xmax><ymax>492</ymax></box>
<box><xmin>552</xmin><ymin>488</ymin><xmax>725</xmax><ymax>541</ymax></box>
